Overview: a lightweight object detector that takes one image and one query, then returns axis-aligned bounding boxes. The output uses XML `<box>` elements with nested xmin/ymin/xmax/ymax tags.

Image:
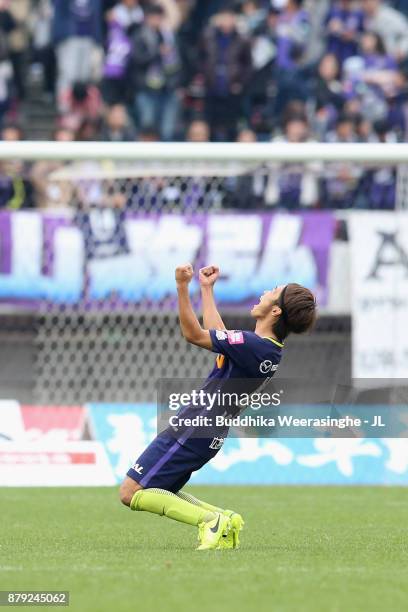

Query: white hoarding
<box><xmin>349</xmin><ymin>212</ymin><xmax>408</xmax><ymax>379</ymax></box>
<box><xmin>0</xmin><ymin>442</ymin><xmax>116</xmax><ymax>486</ymax></box>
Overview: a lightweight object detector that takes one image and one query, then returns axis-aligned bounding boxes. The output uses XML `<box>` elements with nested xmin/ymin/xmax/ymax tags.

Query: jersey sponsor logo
<box><xmin>259</xmin><ymin>360</ymin><xmax>279</xmax><ymax>374</ymax></box>
<box><xmin>216</xmin><ymin>354</ymin><xmax>225</xmax><ymax>369</ymax></box>
<box><xmin>227</xmin><ymin>331</ymin><xmax>244</xmax><ymax>345</ymax></box>
<box><xmin>209</xmin><ymin>437</ymin><xmax>225</xmax><ymax>450</ymax></box>
<box><xmin>215</xmin><ymin>330</ymin><xmax>227</xmax><ymax>340</ymax></box>
<box><xmin>132</xmin><ymin>463</ymin><xmax>143</xmax><ymax>474</ymax></box>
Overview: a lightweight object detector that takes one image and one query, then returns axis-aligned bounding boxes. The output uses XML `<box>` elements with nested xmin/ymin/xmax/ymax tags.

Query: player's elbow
<box><xmin>182</xmin><ymin>329</ymin><xmax>200</xmax><ymax>344</ymax></box>
<box><xmin>183</xmin><ymin>329</ymin><xmax>212</xmax><ymax>350</ymax></box>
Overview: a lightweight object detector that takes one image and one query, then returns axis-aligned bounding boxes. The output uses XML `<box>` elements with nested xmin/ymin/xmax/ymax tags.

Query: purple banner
<box><xmin>0</xmin><ymin>210</ymin><xmax>335</xmax><ymax>309</ymax></box>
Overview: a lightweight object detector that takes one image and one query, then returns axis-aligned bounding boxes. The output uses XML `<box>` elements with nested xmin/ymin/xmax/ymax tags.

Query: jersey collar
<box><xmin>263</xmin><ymin>336</ymin><xmax>284</xmax><ymax>348</ymax></box>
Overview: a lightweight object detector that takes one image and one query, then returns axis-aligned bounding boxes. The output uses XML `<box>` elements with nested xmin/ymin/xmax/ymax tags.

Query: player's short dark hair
<box><xmin>273</xmin><ymin>283</ymin><xmax>316</xmax><ymax>342</ymax></box>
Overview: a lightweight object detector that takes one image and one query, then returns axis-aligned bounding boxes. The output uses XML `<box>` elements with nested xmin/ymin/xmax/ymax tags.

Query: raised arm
<box><xmin>199</xmin><ymin>265</ymin><xmax>226</xmax><ymax>331</ymax></box>
<box><xmin>176</xmin><ymin>264</ymin><xmax>212</xmax><ymax>350</ymax></box>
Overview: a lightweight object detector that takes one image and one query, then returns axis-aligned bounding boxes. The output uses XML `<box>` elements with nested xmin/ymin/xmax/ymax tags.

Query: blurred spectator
<box><xmin>102</xmin><ymin>0</ymin><xmax>143</xmax><ymax>105</ymax></box>
<box><xmin>0</xmin><ymin>34</ymin><xmax>13</xmax><ymax>128</ymax></box>
<box><xmin>275</xmin><ymin>0</ymin><xmax>310</xmax><ymax>70</ymax></box>
<box><xmin>0</xmin><ymin>123</ymin><xmax>34</xmax><ymax>209</ymax></box>
<box><xmin>53</xmin><ymin>126</ymin><xmax>75</xmax><ymax>141</ymax></box>
<box><xmin>223</xmin><ymin>127</ymin><xmax>266</xmax><ymax>209</ymax></box>
<box><xmin>76</xmin><ymin>117</ymin><xmax>100</xmax><ymax>140</ymax></box>
<box><xmin>138</xmin><ymin>129</ymin><xmax>160</xmax><ymax>141</ymax></box>
<box><xmin>244</xmin><ymin>7</ymin><xmax>278</xmax><ymax>137</ymax></box>
<box><xmin>303</xmin><ymin>0</ymin><xmax>331</xmax><ymax>64</ymax></box>
<box><xmin>355</xmin><ymin>115</ymin><xmax>375</xmax><ymax>142</ymax></box>
<box><xmin>343</xmin><ymin>32</ymin><xmax>399</xmax><ymax>123</ymax></box>
<box><xmin>237</xmin><ymin>0</ymin><xmax>267</xmax><ymax>35</ymax></box>
<box><xmin>59</xmin><ymin>81</ymin><xmax>103</xmax><ymax>136</ymax></box>
<box><xmin>52</xmin><ymin>0</ymin><xmax>103</xmax><ymax>103</ymax></box>
<box><xmin>237</xmin><ymin>127</ymin><xmax>257</xmax><ymax>142</ymax></box>
<box><xmin>200</xmin><ymin>4</ymin><xmax>252</xmax><ymax>141</ymax></box>
<box><xmin>0</xmin><ymin>0</ymin><xmax>16</xmax><ymax>122</ymax></box>
<box><xmin>359</xmin><ymin>31</ymin><xmax>401</xmax><ymax>116</ymax></box>
<box><xmin>362</xmin><ymin>119</ymin><xmax>396</xmax><ymax>209</ymax></box>
<box><xmin>0</xmin><ymin>162</ymin><xmax>35</xmax><ymax>209</ymax></box>
<box><xmin>99</xmin><ymin>104</ymin><xmax>135</xmax><ymax>141</ymax></box>
<box><xmin>360</xmin><ymin>31</ymin><xmax>397</xmax><ymax>71</ymax></box>
<box><xmin>156</xmin><ymin>0</ymin><xmax>182</xmax><ymax>32</ymax></box>
<box><xmin>128</xmin><ymin>3</ymin><xmax>182</xmax><ymax>141</ymax></box>
<box><xmin>311</xmin><ymin>53</ymin><xmax>343</xmax><ymax>139</ymax></box>
<box><xmin>1</xmin><ymin>123</ymin><xmax>23</xmax><ymax>141</ymax></box>
<box><xmin>186</xmin><ymin>119</ymin><xmax>210</xmax><ymax>142</ymax></box>
<box><xmin>110</xmin><ymin>0</ymin><xmax>143</xmax><ymax>28</ymax></box>
<box><xmin>273</xmin><ymin>1</ymin><xmax>311</xmax><ymax>117</ymax></box>
<box><xmin>0</xmin><ymin>0</ymin><xmax>15</xmax><ymax>38</ymax></box>
<box><xmin>362</xmin><ymin>0</ymin><xmax>408</xmax><ymax>61</ymax></box>
<box><xmin>322</xmin><ymin>114</ymin><xmax>365</xmax><ymax>208</ymax></box>
<box><xmin>8</xmin><ymin>0</ymin><xmax>31</xmax><ymax>101</ymax></box>
<box><xmin>325</xmin><ymin>0</ymin><xmax>364</xmax><ymax>67</ymax></box>
<box><xmin>267</xmin><ymin>115</ymin><xmax>318</xmax><ymax>208</ymax></box>
<box><xmin>326</xmin><ymin>113</ymin><xmax>356</xmax><ymax>142</ymax></box>
<box><xmin>30</xmin><ymin>127</ymin><xmax>75</xmax><ymax>208</ymax></box>
<box><xmin>169</xmin><ymin>118</ymin><xmax>218</xmax><ymax>211</ymax></box>
<box><xmin>30</xmin><ymin>0</ymin><xmax>56</xmax><ymax>99</ymax></box>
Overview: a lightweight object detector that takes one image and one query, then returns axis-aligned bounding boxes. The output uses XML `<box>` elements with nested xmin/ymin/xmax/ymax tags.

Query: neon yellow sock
<box><xmin>176</xmin><ymin>490</ymin><xmax>225</xmax><ymax>514</ymax></box>
<box><xmin>130</xmin><ymin>488</ymin><xmax>216</xmax><ymax>526</ymax></box>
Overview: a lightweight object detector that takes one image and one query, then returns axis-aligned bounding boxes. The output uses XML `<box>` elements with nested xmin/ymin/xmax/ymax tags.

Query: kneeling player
<box><xmin>119</xmin><ymin>264</ymin><xmax>316</xmax><ymax>550</ymax></box>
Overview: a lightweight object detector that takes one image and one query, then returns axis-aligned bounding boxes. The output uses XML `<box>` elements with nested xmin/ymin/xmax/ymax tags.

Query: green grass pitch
<box><xmin>1</xmin><ymin>486</ymin><xmax>407</xmax><ymax>612</ymax></box>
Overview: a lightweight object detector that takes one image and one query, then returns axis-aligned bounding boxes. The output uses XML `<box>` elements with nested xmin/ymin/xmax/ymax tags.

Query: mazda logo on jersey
<box><xmin>259</xmin><ymin>360</ymin><xmax>279</xmax><ymax>374</ymax></box>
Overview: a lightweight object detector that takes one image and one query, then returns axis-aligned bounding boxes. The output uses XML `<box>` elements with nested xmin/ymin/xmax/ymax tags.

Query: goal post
<box><xmin>2</xmin><ymin>140</ymin><xmax>408</xmax><ymax>162</ymax></box>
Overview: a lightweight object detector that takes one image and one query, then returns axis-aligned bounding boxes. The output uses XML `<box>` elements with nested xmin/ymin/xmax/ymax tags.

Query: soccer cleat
<box><xmin>196</xmin><ymin>512</ymin><xmax>231</xmax><ymax>550</ymax></box>
<box><xmin>217</xmin><ymin>510</ymin><xmax>245</xmax><ymax>550</ymax></box>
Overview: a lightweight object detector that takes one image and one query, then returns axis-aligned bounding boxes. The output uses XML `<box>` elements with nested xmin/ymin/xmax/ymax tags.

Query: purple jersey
<box><xmin>363</xmin><ymin>54</ymin><xmax>397</xmax><ymax>71</ymax></box>
<box><xmin>278</xmin><ymin>164</ymin><xmax>304</xmax><ymax>209</ymax></box>
<box><xmin>103</xmin><ymin>21</ymin><xmax>131</xmax><ymax>79</ymax></box>
<box><xmin>172</xmin><ymin>330</ymin><xmax>283</xmax><ymax>458</ymax></box>
<box><xmin>326</xmin><ymin>6</ymin><xmax>364</xmax><ymax>65</ymax></box>
<box><xmin>365</xmin><ymin>168</ymin><xmax>396</xmax><ymax>210</ymax></box>
<box><xmin>70</xmin><ymin>0</ymin><xmax>93</xmax><ymax>37</ymax></box>
<box><xmin>127</xmin><ymin>330</ymin><xmax>283</xmax><ymax>490</ymax></box>
<box><xmin>276</xmin><ymin>9</ymin><xmax>309</xmax><ymax>69</ymax></box>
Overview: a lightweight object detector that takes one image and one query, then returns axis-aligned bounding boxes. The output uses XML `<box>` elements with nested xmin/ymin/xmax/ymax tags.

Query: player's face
<box><xmin>250</xmin><ymin>286</ymin><xmax>284</xmax><ymax>318</ymax></box>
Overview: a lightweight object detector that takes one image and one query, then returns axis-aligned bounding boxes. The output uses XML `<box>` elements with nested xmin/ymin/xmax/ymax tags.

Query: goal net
<box><xmin>0</xmin><ymin>141</ymin><xmax>406</xmax><ymax>404</ymax></box>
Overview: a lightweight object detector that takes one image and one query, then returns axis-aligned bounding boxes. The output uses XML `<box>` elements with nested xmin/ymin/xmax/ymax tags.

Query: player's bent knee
<box><xmin>119</xmin><ymin>477</ymin><xmax>143</xmax><ymax>507</ymax></box>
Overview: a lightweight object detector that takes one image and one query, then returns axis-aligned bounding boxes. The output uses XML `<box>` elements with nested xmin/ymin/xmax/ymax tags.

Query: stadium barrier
<box><xmin>1</xmin><ymin>402</ymin><xmax>408</xmax><ymax>486</ymax></box>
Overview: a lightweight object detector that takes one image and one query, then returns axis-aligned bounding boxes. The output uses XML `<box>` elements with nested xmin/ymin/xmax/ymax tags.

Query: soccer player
<box><xmin>120</xmin><ymin>264</ymin><xmax>316</xmax><ymax>550</ymax></box>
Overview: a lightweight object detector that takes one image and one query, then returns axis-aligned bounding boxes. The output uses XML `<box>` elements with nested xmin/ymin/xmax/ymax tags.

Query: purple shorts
<box><xmin>127</xmin><ymin>432</ymin><xmax>210</xmax><ymax>493</ymax></box>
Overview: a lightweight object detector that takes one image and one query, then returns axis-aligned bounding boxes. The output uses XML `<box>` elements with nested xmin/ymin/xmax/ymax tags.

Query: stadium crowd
<box><xmin>1</xmin><ymin>0</ymin><xmax>408</xmax><ymax>209</ymax></box>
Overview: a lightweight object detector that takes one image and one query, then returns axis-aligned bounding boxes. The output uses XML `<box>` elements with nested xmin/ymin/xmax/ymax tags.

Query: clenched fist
<box><xmin>199</xmin><ymin>265</ymin><xmax>220</xmax><ymax>287</ymax></box>
<box><xmin>175</xmin><ymin>263</ymin><xmax>194</xmax><ymax>285</ymax></box>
